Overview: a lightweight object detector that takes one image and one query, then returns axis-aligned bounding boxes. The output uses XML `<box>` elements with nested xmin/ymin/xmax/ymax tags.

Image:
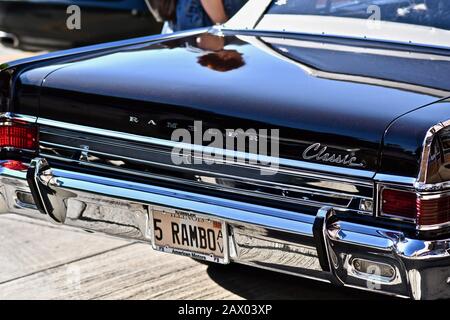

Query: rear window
<box><xmin>267</xmin><ymin>0</ymin><xmax>450</xmax><ymax>31</ymax></box>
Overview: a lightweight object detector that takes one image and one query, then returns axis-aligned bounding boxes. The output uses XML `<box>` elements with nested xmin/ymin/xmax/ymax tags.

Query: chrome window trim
<box><xmin>263</xmin><ymin>37</ymin><xmax>450</xmax><ymax>62</ymax></box>
<box><xmin>254</xmin><ymin>14</ymin><xmax>450</xmax><ymax>50</ymax></box>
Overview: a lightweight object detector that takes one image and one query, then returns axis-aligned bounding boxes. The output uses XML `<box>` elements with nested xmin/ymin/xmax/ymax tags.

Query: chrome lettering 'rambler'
<box><xmin>302</xmin><ymin>143</ymin><xmax>364</xmax><ymax>168</ymax></box>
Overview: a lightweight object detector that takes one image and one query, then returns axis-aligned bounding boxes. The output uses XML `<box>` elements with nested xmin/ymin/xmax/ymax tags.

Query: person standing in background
<box><xmin>149</xmin><ymin>0</ymin><xmax>248</xmax><ymax>33</ymax></box>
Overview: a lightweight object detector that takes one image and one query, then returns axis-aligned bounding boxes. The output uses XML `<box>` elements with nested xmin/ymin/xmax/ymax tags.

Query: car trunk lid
<box><xmin>35</xmin><ymin>32</ymin><xmax>449</xmax><ymax>177</ymax></box>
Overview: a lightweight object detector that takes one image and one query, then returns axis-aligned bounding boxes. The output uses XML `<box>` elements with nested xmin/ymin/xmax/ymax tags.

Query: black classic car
<box><xmin>1</xmin><ymin>0</ymin><xmax>450</xmax><ymax>300</ymax></box>
<box><xmin>0</xmin><ymin>0</ymin><xmax>161</xmax><ymax>51</ymax></box>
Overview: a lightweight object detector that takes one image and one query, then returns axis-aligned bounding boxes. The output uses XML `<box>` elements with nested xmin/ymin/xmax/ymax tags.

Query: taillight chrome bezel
<box><xmin>377</xmin><ymin>183</ymin><xmax>450</xmax><ymax>231</ymax></box>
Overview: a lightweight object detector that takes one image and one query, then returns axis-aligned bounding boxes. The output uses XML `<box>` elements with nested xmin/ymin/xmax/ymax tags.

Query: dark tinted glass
<box><xmin>267</xmin><ymin>0</ymin><xmax>450</xmax><ymax>31</ymax></box>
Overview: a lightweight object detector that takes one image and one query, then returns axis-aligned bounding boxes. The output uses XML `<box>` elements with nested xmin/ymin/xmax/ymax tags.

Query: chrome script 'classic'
<box><xmin>302</xmin><ymin>143</ymin><xmax>364</xmax><ymax>167</ymax></box>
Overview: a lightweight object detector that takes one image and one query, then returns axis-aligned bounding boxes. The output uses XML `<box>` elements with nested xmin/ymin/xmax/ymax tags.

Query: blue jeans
<box><xmin>172</xmin><ymin>0</ymin><xmax>248</xmax><ymax>31</ymax></box>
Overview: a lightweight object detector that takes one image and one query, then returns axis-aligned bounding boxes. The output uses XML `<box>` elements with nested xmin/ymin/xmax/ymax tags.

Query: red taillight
<box><xmin>381</xmin><ymin>188</ymin><xmax>450</xmax><ymax>227</ymax></box>
<box><xmin>417</xmin><ymin>195</ymin><xmax>450</xmax><ymax>226</ymax></box>
<box><xmin>1</xmin><ymin>160</ymin><xmax>28</xmax><ymax>171</ymax></box>
<box><xmin>381</xmin><ymin>189</ymin><xmax>417</xmax><ymax>220</ymax></box>
<box><xmin>0</xmin><ymin>122</ymin><xmax>38</xmax><ymax>150</ymax></box>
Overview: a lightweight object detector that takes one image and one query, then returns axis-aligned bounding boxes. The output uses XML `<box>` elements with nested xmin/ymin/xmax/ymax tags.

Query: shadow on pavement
<box><xmin>206</xmin><ymin>263</ymin><xmax>394</xmax><ymax>300</ymax></box>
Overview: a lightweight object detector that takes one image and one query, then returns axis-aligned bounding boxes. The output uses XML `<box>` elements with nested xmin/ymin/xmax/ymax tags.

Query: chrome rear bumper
<box><xmin>1</xmin><ymin>158</ymin><xmax>450</xmax><ymax>300</ymax></box>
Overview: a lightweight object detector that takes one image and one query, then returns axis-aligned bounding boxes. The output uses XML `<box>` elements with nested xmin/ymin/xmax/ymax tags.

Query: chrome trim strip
<box><xmin>38</xmin><ymin>137</ymin><xmax>371</xmax><ymax>188</ymax></box>
<box><xmin>35</xmin><ymin>117</ymin><xmax>375</xmax><ymax>179</ymax></box>
<box><xmin>42</xmin><ymin>152</ymin><xmax>359</xmax><ymax>210</ymax></box>
<box><xmin>0</xmin><ymin>112</ymin><xmax>37</xmax><ymax>123</ymax></box>
<box><xmin>419</xmin><ymin>192</ymin><xmax>450</xmax><ymax>200</ymax></box>
<box><xmin>373</xmin><ymin>174</ymin><xmax>416</xmax><ymax>185</ymax></box>
<box><xmin>39</xmin><ymin>138</ymin><xmax>370</xmax><ymax>196</ymax></box>
<box><xmin>417</xmin><ymin>221</ymin><xmax>450</xmax><ymax>231</ymax></box>
<box><xmin>263</xmin><ymin>37</ymin><xmax>450</xmax><ymax>62</ymax></box>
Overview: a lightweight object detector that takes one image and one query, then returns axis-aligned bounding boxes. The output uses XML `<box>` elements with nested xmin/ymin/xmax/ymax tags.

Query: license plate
<box><xmin>150</xmin><ymin>207</ymin><xmax>229</xmax><ymax>264</ymax></box>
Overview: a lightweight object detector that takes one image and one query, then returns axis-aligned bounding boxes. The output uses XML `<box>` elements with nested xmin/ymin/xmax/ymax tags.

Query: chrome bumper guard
<box><xmin>1</xmin><ymin>158</ymin><xmax>450</xmax><ymax>300</ymax></box>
